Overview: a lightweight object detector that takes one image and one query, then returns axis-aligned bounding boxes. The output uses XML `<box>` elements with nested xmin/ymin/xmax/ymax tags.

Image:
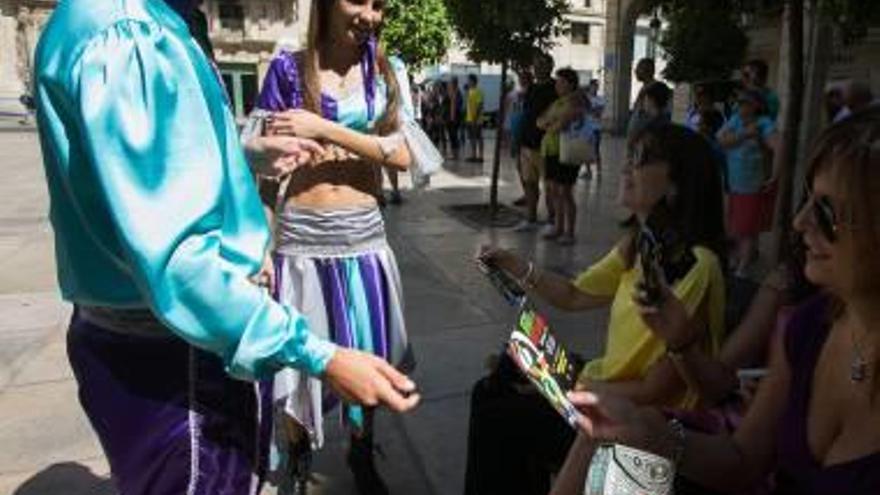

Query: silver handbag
<box><xmin>401</xmin><ymin>120</ymin><xmax>443</xmax><ymax>189</ymax></box>
<box><xmin>585</xmin><ymin>444</ymin><xmax>675</xmax><ymax>495</ymax></box>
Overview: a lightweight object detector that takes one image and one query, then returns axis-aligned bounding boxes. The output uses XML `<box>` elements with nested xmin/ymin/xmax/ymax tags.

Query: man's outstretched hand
<box><xmin>324</xmin><ymin>348</ymin><xmax>420</xmax><ymax>413</ymax></box>
<box><xmin>246</xmin><ymin>135</ymin><xmax>325</xmax><ymax>177</ymax></box>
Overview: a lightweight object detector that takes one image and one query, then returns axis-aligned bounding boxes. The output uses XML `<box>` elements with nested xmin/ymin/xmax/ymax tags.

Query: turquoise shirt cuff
<box><xmin>300</xmin><ymin>333</ymin><xmax>337</xmax><ymax>376</ymax></box>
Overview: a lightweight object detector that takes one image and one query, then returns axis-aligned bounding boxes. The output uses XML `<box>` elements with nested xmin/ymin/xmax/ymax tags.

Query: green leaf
<box><xmin>445</xmin><ymin>0</ymin><xmax>570</xmax><ymax>66</ymax></box>
<box><xmin>383</xmin><ymin>0</ymin><xmax>453</xmax><ymax>71</ymax></box>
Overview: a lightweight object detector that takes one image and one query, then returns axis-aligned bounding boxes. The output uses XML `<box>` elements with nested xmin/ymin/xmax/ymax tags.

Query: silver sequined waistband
<box><xmin>274</xmin><ymin>205</ymin><xmax>389</xmax><ymax>257</ymax></box>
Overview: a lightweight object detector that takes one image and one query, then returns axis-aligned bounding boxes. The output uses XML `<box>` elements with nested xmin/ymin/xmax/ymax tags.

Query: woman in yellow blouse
<box><xmin>463</xmin><ymin>122</ymin><xmax>727</xmax><ymax>495</ymax></box>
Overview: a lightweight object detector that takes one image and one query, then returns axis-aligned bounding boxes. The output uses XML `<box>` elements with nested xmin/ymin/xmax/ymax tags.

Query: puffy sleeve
<box><xmin>70</xmin><ymin>20</ymin><xmax>336</xmax><ymax>380</ymax></box>
<box><xmin>389</xmin><ymin>56</ymin><xmax>415</xmax><ymax>123</ymax></box>
<box><xmin>573</xmin><ymin>247</ymin><xmax>627</xmax><ymax>297</ymax></box>
<box><xmin>256</xmin><ymin>52</ymin><xmax>302</xmax><ymax>112</ymax></box>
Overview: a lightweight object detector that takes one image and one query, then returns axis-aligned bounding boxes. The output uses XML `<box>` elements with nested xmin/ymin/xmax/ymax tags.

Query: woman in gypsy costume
<box><xmin>244</xmin><ymin>0</ymin><xmax>423</xmax><ymax>493</ymax></box>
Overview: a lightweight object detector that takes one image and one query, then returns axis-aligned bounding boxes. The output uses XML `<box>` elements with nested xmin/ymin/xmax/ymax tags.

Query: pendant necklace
<box><xmin>850</xmin><ymin>326</ymin><xmax>872</xmax><ymax>383</ymax></box>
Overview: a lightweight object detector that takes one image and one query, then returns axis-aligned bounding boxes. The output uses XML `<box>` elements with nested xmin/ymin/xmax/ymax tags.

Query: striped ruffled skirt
<box><xmin>271</xmin><ymin>205</ymin><xmax>412</xmax><ymax>451</ymax></box>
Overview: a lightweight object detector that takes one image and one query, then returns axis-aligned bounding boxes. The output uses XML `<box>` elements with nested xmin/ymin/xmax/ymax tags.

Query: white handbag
<box><xmin>585</xmin><ymin>444</ymin><xmax>675</xmax><ymax>495</ymax></box>
<box><xmin>401</xmin><ymin>119</ymin><xmax>443</xmax><ymax>189</ymax></box>
<box><xmin>560</xmin><ymin>118</ymin><xmax>597</xmax><ymax>165</ymax></box>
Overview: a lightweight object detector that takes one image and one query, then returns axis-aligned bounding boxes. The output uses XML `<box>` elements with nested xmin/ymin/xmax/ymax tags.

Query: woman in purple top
<box><xmin>551</xmin><ymin>108</ymin><xmax>880</xmax><ymax>495</ymax></box>
<box><xmin>241</xmin><ymin>1</ymin><xmax>423</xmax><ymax>494</ymax></box>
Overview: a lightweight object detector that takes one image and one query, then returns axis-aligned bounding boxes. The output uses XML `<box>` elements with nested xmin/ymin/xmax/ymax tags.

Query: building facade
<box><xmin>0</xmin><ymin>0</ymin><xmax>53</xmax><ymax>115</ymax></box>
<box><xmin>203</xmin><ymin>0</ymin><xmax>309</xmax><ymax>120</ymax></box>
<box><xmin>429</xmin><ymin>0</ymin><xmax>609</xmax><ymax>101</ymax></box>
<box><xmin>0</xmin><ymin>0</ymin><xmax>311</xmax><ymax>119</ymax></box>
<box><xmin>552</xmin><ymin>0</ymin><xmax>608</xmax><ymax>85</ymax></box>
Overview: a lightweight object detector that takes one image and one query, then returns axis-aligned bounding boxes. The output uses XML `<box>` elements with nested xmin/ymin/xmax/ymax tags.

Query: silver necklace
<box><xmin>850</xmin><ymin>326</ymin><xmax>872</xmax><ymax>383</ymax></box>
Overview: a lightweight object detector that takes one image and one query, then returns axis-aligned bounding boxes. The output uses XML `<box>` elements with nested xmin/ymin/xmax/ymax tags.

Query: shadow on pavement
<box><xmin>13</xmin><ymin>462</ymin><xmax>115</xmax><ymax>495</ymax></box>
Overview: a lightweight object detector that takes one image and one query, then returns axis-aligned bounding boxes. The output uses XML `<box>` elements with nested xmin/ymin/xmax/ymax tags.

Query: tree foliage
<box><xmin>642</xmin><ymin>0</ymin><xmax>879</xmax><ymax>83</ymax></box>
<box><xmin>445</xmin><ymin>0</ymin><xmax>569</xmax><ymax>67</ymax></box>
<box><xmin>642</xmin><ymin>0</ymin><xmax>749</xmax><ymax>83</ymax></box>
<box><xmin>821</xmin><ymin>0</ymin><xmax>880</xmax><ymax>44</ymax></box>
<box><xmin>383</xmin><ymin>0</ymin><xmax>453</xmax><ymax>71</ymax></box>
<box><xmin>444</xmin><ymin>0</ymin><xmax>569</xmax><ymax>212</ymax></box>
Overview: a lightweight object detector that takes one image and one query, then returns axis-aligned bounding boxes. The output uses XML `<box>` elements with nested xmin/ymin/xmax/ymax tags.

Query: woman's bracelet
<box><xmin>517</xmin><ymin>261</ymin><xmax>539</xmax><ymax>289</ymax></box>
<box><xmin>517</xmin><ymin>261</ymin><xmax>534</xmax><ymax>288</ymax></box>
<box><xmin>667</xmin><ymin>418</ymin><xmax>687</xmax><ymax>466</ymax></box>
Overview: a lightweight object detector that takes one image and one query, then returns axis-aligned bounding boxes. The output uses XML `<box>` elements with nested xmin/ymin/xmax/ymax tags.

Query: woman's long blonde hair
<box><xmin>301</xmin><ymin>0</ymin><xmax>401</xmax><ymax>135</ymax></box>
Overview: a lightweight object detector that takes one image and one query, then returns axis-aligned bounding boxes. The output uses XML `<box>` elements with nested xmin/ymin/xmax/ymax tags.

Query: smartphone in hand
<box><xmin>636</xmin><ymin>201</ymin><xmax>697</xmax><ymax>306</ymax></box>
<box><xmin>476</xmin><ymin>257</ymin><xmax>527</xmax><ymax>308</ymax></box>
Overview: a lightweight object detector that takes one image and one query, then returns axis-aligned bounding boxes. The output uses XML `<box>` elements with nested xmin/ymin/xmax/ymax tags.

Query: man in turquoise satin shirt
<box><xmin>33</xmin><ymin>0</ymin><xmax>418</xmax><ymax>493</ymax></box>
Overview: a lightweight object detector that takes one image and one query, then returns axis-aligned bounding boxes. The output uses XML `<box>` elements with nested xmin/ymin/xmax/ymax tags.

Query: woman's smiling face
<box><xmin>793</xmin><ymin>169</ymin><xmax>853</xmax><ymax>295</ymax></box>
<box><xmin>328</xmin><ymin>0</ymin><xmax>386</xmax><ymax>48</ymax></box>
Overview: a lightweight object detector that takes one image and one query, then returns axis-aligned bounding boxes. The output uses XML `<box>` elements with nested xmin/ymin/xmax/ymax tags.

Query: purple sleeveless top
<box><xmin>256</xmin><ymin>51</ymin><xmax>339</xmax><ymax>120</ymax></box>
<box><xmin>774</xmin><ymin>294</ymin><xmax>880</xmax><ymax>494</ymax></box>
<box><xmin>255</xmin><ymin>39</ymin><xmax>400</xmax><ymax>134</ymax></box>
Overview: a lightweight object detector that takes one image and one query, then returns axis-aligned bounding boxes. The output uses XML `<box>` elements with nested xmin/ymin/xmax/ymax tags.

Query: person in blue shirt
<box><xmin>742</xmin><ymin>59</ymin><xmax>780</xmax><ymax>121</ymax></box>
<box><xmin>32</xmin><ymin>1</ymin><xmax>419</xmax><ymax>493</ymax></box>
<box><xmin>718</xmin><ymin>89</ymin><xmax>780</xmax><ymax>276</ymax></box>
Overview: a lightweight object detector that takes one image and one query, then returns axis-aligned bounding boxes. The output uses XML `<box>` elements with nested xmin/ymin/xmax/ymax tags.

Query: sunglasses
<box><xmin>801</xmin><ymin>182</ymin><xmax>839</xmax><ymax>243</ymax></box>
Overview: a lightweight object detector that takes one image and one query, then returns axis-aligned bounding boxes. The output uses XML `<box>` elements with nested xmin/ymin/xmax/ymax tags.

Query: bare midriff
<box><xmin>282</xmin><ymin>158</ymin><xmax>380</xmax><ymax>210</ymax></box>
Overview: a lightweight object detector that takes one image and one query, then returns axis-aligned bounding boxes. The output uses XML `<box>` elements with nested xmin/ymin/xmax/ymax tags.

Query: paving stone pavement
<box><xmin>0</xmin><ymin>130</ymin><xmax>628</xmax><ymax>495</ymax></box>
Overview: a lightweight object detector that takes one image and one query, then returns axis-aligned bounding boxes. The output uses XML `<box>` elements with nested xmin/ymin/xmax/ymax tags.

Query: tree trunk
<box><xmin>798</xmin><ymin>0</ymin><xmax>832</xmax><ymax>172</ymax></box>
<box><xmin>772</xmin><ymin>0</ymin><xmax>805</xmax><ymax>263</ymax></box>
<box><xmin>489</xmin><ymin>60</ymin><xmax>509</xmax><ymax>214</ymax></box>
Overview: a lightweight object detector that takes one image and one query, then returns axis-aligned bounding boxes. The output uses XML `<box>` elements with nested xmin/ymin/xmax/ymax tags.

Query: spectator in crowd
<box><xmin>698</xmin><ymin>108</ymin><xmax>729</xmax><ymax>191</ymax></box>
<box><xmin>825</xmin><ymin>83</ymin><xmax>848</xmax><ymax>124</ymax></box>
<box><xmin>502</xmin><ymin>78</ymin><xmax>521</xmax><ymax>156</ymax></box>
<box><xmin>718</xmin><ymin>89</ymin><xmax>780</xmax><ymax>277</ymax></box>
<box><xmin>583</xmin><ymin>78</ymin><xmax>606</xmax><ymax>180</ymax></box>
<box><xmin>551</xmin><ymin>246</ymin><xmax>814</xmax><ymax>495</ymax></box>
<box><xmin>626</xmin><ymin>58</ymin><xmax>668</xmax><ymax>151</ymax></box>
<box><xmin>465</xmin><ymin>123</ymin><xmax>727</xmax><ymax>495</ymax></box>
<box><xmin>742</xmin><ymin>59</ymin><xmax>780</xmax><ymax>121</ymax></box>
<box><xmin>843</xmin><ymin>79</ymin><xmax>875</xmax><ymax>115</ymax></box>
<box><xmin>412</xmin><ymin>81</ymin><xmax>424</xmax><ymax>127</ymax></box>
<box><xmin>429</xmin><ymin>82</ymin><xmax>449</xmax><ymax>153</ymax></box>
<box><xmin>556</xmin><ymin>108</ymin><xmax>880</xmax><ymax>495</ymax></box>
<box><xmin>686</xmin><ymin>84</ymin><xmax>721</xmax><ymax>133</ymax></box>
<box><xmin>642</xmin><ymin>81</ymin><xmax>673</xmax><ymax>127</ymax></box>
<box><xmin>514</xmin><ymin>53</ymin><xmax>559</xmax><ymax>231</ymax></box>
<box><xmin>447</xmin><ymin>77</ymin><xmax>464</xmax><ymax>160</ymax></box>
<box><xmin>537</xmin><ymin>68</ymin><xmax>586</xmax><ymax>245</ymax></box>
<box><xmin>465</xmin><ymin>74</ymin><xmax>485</xmax><ymax>163</ymax></box>
<box><xmin>511</xmin><ymin>70</ymin><xmax>534</xmax><ymax>206</ymax></box>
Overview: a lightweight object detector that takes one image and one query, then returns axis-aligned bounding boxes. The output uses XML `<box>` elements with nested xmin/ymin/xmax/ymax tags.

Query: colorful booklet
<box><xmin>506</xmin><ymin>307</ymin><xmax>581</xmax><ymax>428</ymax></box>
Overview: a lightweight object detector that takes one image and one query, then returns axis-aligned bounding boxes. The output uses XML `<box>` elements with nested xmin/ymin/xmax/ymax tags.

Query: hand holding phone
<box><xmin>476</xmin><ymin>256</ymin><xmax>527</xmax><ymax>308</ymax></box>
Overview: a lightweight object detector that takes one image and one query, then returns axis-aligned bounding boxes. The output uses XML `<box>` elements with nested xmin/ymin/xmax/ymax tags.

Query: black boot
<box><xmin>346</xmin><ymin>434</ymin><xmax>390</xmax><ymax>495</ymax></box>
<box><xmin>281</xmin><ymin>441</ymin><xmax>312</xmax><ymax>495</ymax></box>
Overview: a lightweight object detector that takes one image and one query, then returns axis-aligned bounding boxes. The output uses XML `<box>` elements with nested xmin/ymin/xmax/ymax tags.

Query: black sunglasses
<box><xmin>802</xmin><ymin>183</ymin><xmax>838</xmax><ymax>243</ymax></box>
